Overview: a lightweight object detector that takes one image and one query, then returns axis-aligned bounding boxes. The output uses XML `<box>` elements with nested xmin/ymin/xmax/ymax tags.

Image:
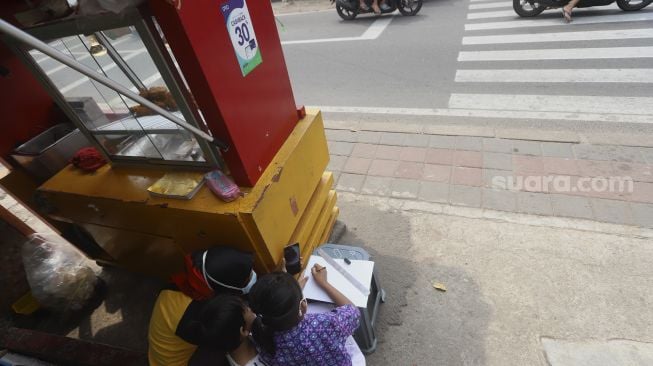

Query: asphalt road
<box><xmin>30</xmin><ymin>34</ymin><xmax>166</xmax><ymax>114</ymax></box>
<box><xmin>277</xmin><ymin>1</ymin><xmax>653</xmax><ymax>136</ymax></box>
<box><xmin>29</xmin><ymin>2</ymin><xmax>653</xmax><ymax>138</ymax></box>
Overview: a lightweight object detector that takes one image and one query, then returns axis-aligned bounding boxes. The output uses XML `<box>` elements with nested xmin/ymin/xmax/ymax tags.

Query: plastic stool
<box><xmin>314</xmin><ymin>243</ymin><xmax>386</xmax><ymax>354</ymax></box>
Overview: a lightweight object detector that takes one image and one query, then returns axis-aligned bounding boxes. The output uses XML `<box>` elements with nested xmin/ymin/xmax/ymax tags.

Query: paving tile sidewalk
<box><xmin>325</xmin><ymin>129</ymin><xmax>653</xmax><ymax>228</ymax></box>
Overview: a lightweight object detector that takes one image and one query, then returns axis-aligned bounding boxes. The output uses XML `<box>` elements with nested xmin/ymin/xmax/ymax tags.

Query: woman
<box><xmin>147</xmin><ymin>246</ymin><xmax>257</xmax><ymax>366</ymax></box>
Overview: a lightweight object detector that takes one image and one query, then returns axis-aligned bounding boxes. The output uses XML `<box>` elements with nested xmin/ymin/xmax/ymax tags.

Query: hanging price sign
<box><xmin>220</xmin><ymin>0</ymin><xmax>263</xmax><ymax>76</ymax></box>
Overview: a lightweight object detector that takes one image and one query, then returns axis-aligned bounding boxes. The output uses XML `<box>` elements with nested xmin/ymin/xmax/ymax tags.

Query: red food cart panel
<box><xmin>148</xmin><ymin>0</ymin><xmax>298</xmax><ymax>186</ymax></box>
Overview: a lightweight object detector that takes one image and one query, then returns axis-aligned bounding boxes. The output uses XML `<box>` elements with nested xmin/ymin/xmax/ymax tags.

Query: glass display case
<box><xmin>7</xmin><ymin>9</ymin><xmax>222</xmax><ymax>168</ymax></box>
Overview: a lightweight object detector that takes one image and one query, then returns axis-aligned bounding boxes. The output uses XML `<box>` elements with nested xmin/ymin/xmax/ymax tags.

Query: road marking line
<box><xmin>33</xmin><ymin>40</ymin><xmax>85</xmax><ymax>63</ymax></box>
<box><xmin>361</xmin><ymin>16</ymin><xmax>395</xmax><ymax>38</ymax></box>
<box><xmin>281</xmin><ymin>16</ymin><xmax>393</xmax><ymax>45</ymax></box>
<box><xmin>455</xmin><ymin>69</ymin><xmax>653</xmax><ymax>83</ymax></box>
<box><xmin>283</xmin><ymin>36</ymin><xmax>362</xmax><ymax>45</ymax></box>
<box><xmin>32</xmin><ymin>40</ymin><xmax>65</xmax><ymax>61</ymax></box>
<box><xmin>44</xmin><ymin>50</ymin><xmax>143</xmax><ymax>76</ymax></box>
<box><xmin>141</xmin><ymin>72</ymin><xmax>163</xmax><ymax>86</ymax></box>
<box><xmin>467</xmin><ymin>9</ymin><xmax>516</xmax><ymax>19</ymax></box>
<box><xmin>46</xmin><ymin>53</ymin><xmax>93</xmax><ymax>75</ymax></box>
<box><xmin>469</xmin><ymin>2</ymin><xmax>512</xmax><ymax>10</ymax></box>
<box><xmin>458</xmin><ymin>46</ymin><xmax>653</xmax><ymax>61</ymax></box>
<box><xmin>462</xmin><ymin>28</ymin><xmax>653</xmax><ymax>44</ymax></box>
<box><xmin>33</xmin><ymin>35</ymin><xmax>133</xmax><ymax>66</ymax></box>
<box><xmin>465</xmin><ymin>10</ymin><xmax>653</xmax><ymax>30</ymax></box>
<box><xmin>58</xmin><ymin>49</ymin><xmax>148</xmax><ymax>94</ymax></box>
<box><xmin>102</xmin><ymin>73</ymin><xmax>164</xmax><ymax>111</ymax></box>
<box><xmin>275</xmin><ymin>8</ymin><xmax>334</xmax><ymax>17</ymax></box>
<box><xmin>314</xmin><ymin>105</ymin><xmax>653</xmax><ymax>124</ymax></box>
<box><xmin>448</xmin><ymin>93</ymin><xmax>653</xmax><ymax>116</ymax></box>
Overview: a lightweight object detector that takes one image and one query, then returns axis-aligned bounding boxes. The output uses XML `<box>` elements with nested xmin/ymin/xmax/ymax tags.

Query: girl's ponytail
<box><xmin>248</xmin><ymin>272</ymin><xmax>304</xmax><ymax>356</ymax></box>
<box><xmin>251</xmin><ymin>314</ymin><xmax>275</xmax><ymax>354</ymax></box>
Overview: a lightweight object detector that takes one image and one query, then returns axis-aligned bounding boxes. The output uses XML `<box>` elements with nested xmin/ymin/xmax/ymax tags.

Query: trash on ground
<box><xmin>432</xmin><ymin>282</ymin><xmax>447</xmax><ymax>292</ymax></box>
<box><xmin>22</xmin><ymin>233</ymin><xmax>99</xmax><ymax>312</ymax></box>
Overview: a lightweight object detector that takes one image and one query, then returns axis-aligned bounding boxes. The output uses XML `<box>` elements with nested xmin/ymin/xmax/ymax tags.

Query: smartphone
<box><xmin>284</xmin><ymin>243</ymin><xmax>301</xmax><ymax>275</ymax></box>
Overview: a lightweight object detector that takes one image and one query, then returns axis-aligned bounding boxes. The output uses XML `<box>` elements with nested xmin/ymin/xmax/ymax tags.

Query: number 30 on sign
<box><xmin>221</xmin><ymin>0</ymin><xmax>262</xmax><ymax>76</ymax></box>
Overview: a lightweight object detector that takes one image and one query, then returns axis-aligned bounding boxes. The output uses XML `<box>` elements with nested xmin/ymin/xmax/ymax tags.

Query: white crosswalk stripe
<box><xmin>462</xmin><ymin>28</ymin><xmax>653</xmax><ymax>45</ymax></box>
<box><xmin>465</xmin><ymin>11</ymin><xmax>653</xmax><ymax>30</ymax></box>
<box><xmin>467</xmin><ymin>9</ymin><xmax>519</xmax><ymax>19</ymax></box>
<box><xmin>455</xmin><ymin>69</ymin><xmax>653</xmax><ymax>83</ymax></box>
<box><xmin>58</xmin><ymin>49</ymin><xmax>148</xmax><ymax>94</ymax></box>
<box><xmin>458</xmin><ymin>46</ymin><xmax>653</xmax><ymax>61</ymax></box>
<box><xmin>454</xmin><ymin>0</ymin><xmax>653</xmax><ymax>124</ymax></box>
<box><xmin>469</xmin><ymin>2</ymin><xmax>512</xmax><ymax>10</ymax></box>
<box><xmin>467</xmin><ymin>2</ymin><xmax>620</xmax><ymax>16</ymax></box>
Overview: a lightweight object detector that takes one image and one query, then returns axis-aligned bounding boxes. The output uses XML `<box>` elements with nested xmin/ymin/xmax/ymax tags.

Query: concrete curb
<box><xmin>338</xmin><ymin>192</ymin><xmax>653</xmax><ymax>239</ymax></box>
<box><xmin>324</xmin><ymin>120</ymin><xmax>653</xmax><ymax>147</ymax></box>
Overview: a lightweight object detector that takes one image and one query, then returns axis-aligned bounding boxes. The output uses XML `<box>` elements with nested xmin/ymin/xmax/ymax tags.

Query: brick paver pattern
<box><xmin>327</xmin><ymin>130</ymin><xmax>653</xmax><ymax>228</ymax></box>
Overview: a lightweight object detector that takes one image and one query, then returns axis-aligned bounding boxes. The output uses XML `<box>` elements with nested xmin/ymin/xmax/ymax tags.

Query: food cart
<box><xmin>0</xmin><ymin>0</ymin><xmax>338</xmax><ymax>279</ymax></box>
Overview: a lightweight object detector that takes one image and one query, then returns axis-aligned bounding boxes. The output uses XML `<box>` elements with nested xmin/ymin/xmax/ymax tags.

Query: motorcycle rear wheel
<box><xmin>616</xmin><ymin>0</ymin><xmax>651</xmax><ymax>10</ymax></box>
<box><xmin>397</xmin><ymin>0</ymin><xmax>423</xmax><ymax>15</ymax></box>
<box><xmin>336</xmin><ymin>4</ymin><xmax>358</xmax><ymax>20</ymax></box>
<box><xmin>513</xmin><ymin>0</ymin><xmax>546</xmax><ymax>16</ymax></box>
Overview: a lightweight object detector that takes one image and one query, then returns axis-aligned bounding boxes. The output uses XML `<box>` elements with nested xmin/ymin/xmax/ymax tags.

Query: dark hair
<box><xmin>191</xmin><ymin>246</ymin><xmax>254</xmax><ymax>295</ymax></box>
<box><xmin>248</xmin><ymin>272</ymin><xmax>303</xmax><ymax>355</ymax></box>
<box><xmin>197</xmin><ymin>294</ymin><xmax>247</xmax><ymax>351</ymax></box>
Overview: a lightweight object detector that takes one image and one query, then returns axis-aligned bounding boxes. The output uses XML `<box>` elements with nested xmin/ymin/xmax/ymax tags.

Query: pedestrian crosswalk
<box><xmin>462</xmin><ymin>28</ymin><xmax>653</xmax><ymax>45</ymax></box>
<box><xmin>458</xmin><ymin>46</ymin><xmax>653</xmax><ymax>61</ymax></box>
<box><xmin>469</xmin><ymin>2</ymin><xmax>513</xmax><ymax>9</ymax></box>
<box><xmin>467</xmin><ymin>9</ymin><xmax>519</xmax><ymax>19</ymax></box>
<box><xmin>30</xmin><ymin>34</ymin><xmax>166</xmax><ymax>113</ymax></box>
<box><xmin>450</xmin><ymin>0</ymin><xmax>653</xmax><ymax>124</ymax></box>
<box><xmin>465</xmin><ymin>10</ymin><xmax>653</xmax><ymax>30</ymax></box>
<box><xmin>455</xmin><ymin>68</ymin><xmax>653</xmax><ymax>83</ymax></box>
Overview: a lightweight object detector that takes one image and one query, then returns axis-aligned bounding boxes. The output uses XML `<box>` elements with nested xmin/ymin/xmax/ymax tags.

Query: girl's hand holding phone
<box><xmin>275</xmin><ymin>257</ymin><xmax>287</xmax><ymax>273</ymax></box>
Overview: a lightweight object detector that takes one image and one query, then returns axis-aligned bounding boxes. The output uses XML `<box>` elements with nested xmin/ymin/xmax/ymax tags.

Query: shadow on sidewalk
<box><xmin>335</xmin><ymin>200</ymin><xmax>490</xmax><ymax>365</ymax></box>
<box><xmin>11</xmin><ymin>266</ymin><xmax>164</xmax><ymax>353</ymax></box>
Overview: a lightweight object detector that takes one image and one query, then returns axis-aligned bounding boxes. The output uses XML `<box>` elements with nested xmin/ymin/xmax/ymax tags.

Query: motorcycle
<box><xmin>514</xmin><ymin>0</ymin><xmax>652</xmax><ymax>17</ymax></box>
<box><xmin>333</xmin><ymin>0</ymin><xmax>423</xmax><ymax>20</ymax></box>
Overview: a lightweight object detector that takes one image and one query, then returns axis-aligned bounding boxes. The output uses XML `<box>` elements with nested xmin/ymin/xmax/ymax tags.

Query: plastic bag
<box><xmin>21</xmin><ymin>233</ymin><xmax>99</xmax><ymax>312</ymax></box>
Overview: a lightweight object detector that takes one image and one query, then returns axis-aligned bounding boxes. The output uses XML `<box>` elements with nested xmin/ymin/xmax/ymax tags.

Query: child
<box><xmin>196</xmin><ymin>294</ymin><xmax>265</xmax><ymax>366</ymax></box>
<box><xmin>248</xmin><ymin>264</ymin><xmax>362</xmax><ymax>366</ymax></box>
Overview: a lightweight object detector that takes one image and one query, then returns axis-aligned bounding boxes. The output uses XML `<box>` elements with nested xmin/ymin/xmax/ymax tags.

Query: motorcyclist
<box><xmin>359</xmin><ymin>0</ymin><xmax>382</xmax><ymax>13</ymax></box>
<box><xmin>562</xmin><ymin>0</ymin><xmax>581</xmax><ymax>21</ymax></box>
